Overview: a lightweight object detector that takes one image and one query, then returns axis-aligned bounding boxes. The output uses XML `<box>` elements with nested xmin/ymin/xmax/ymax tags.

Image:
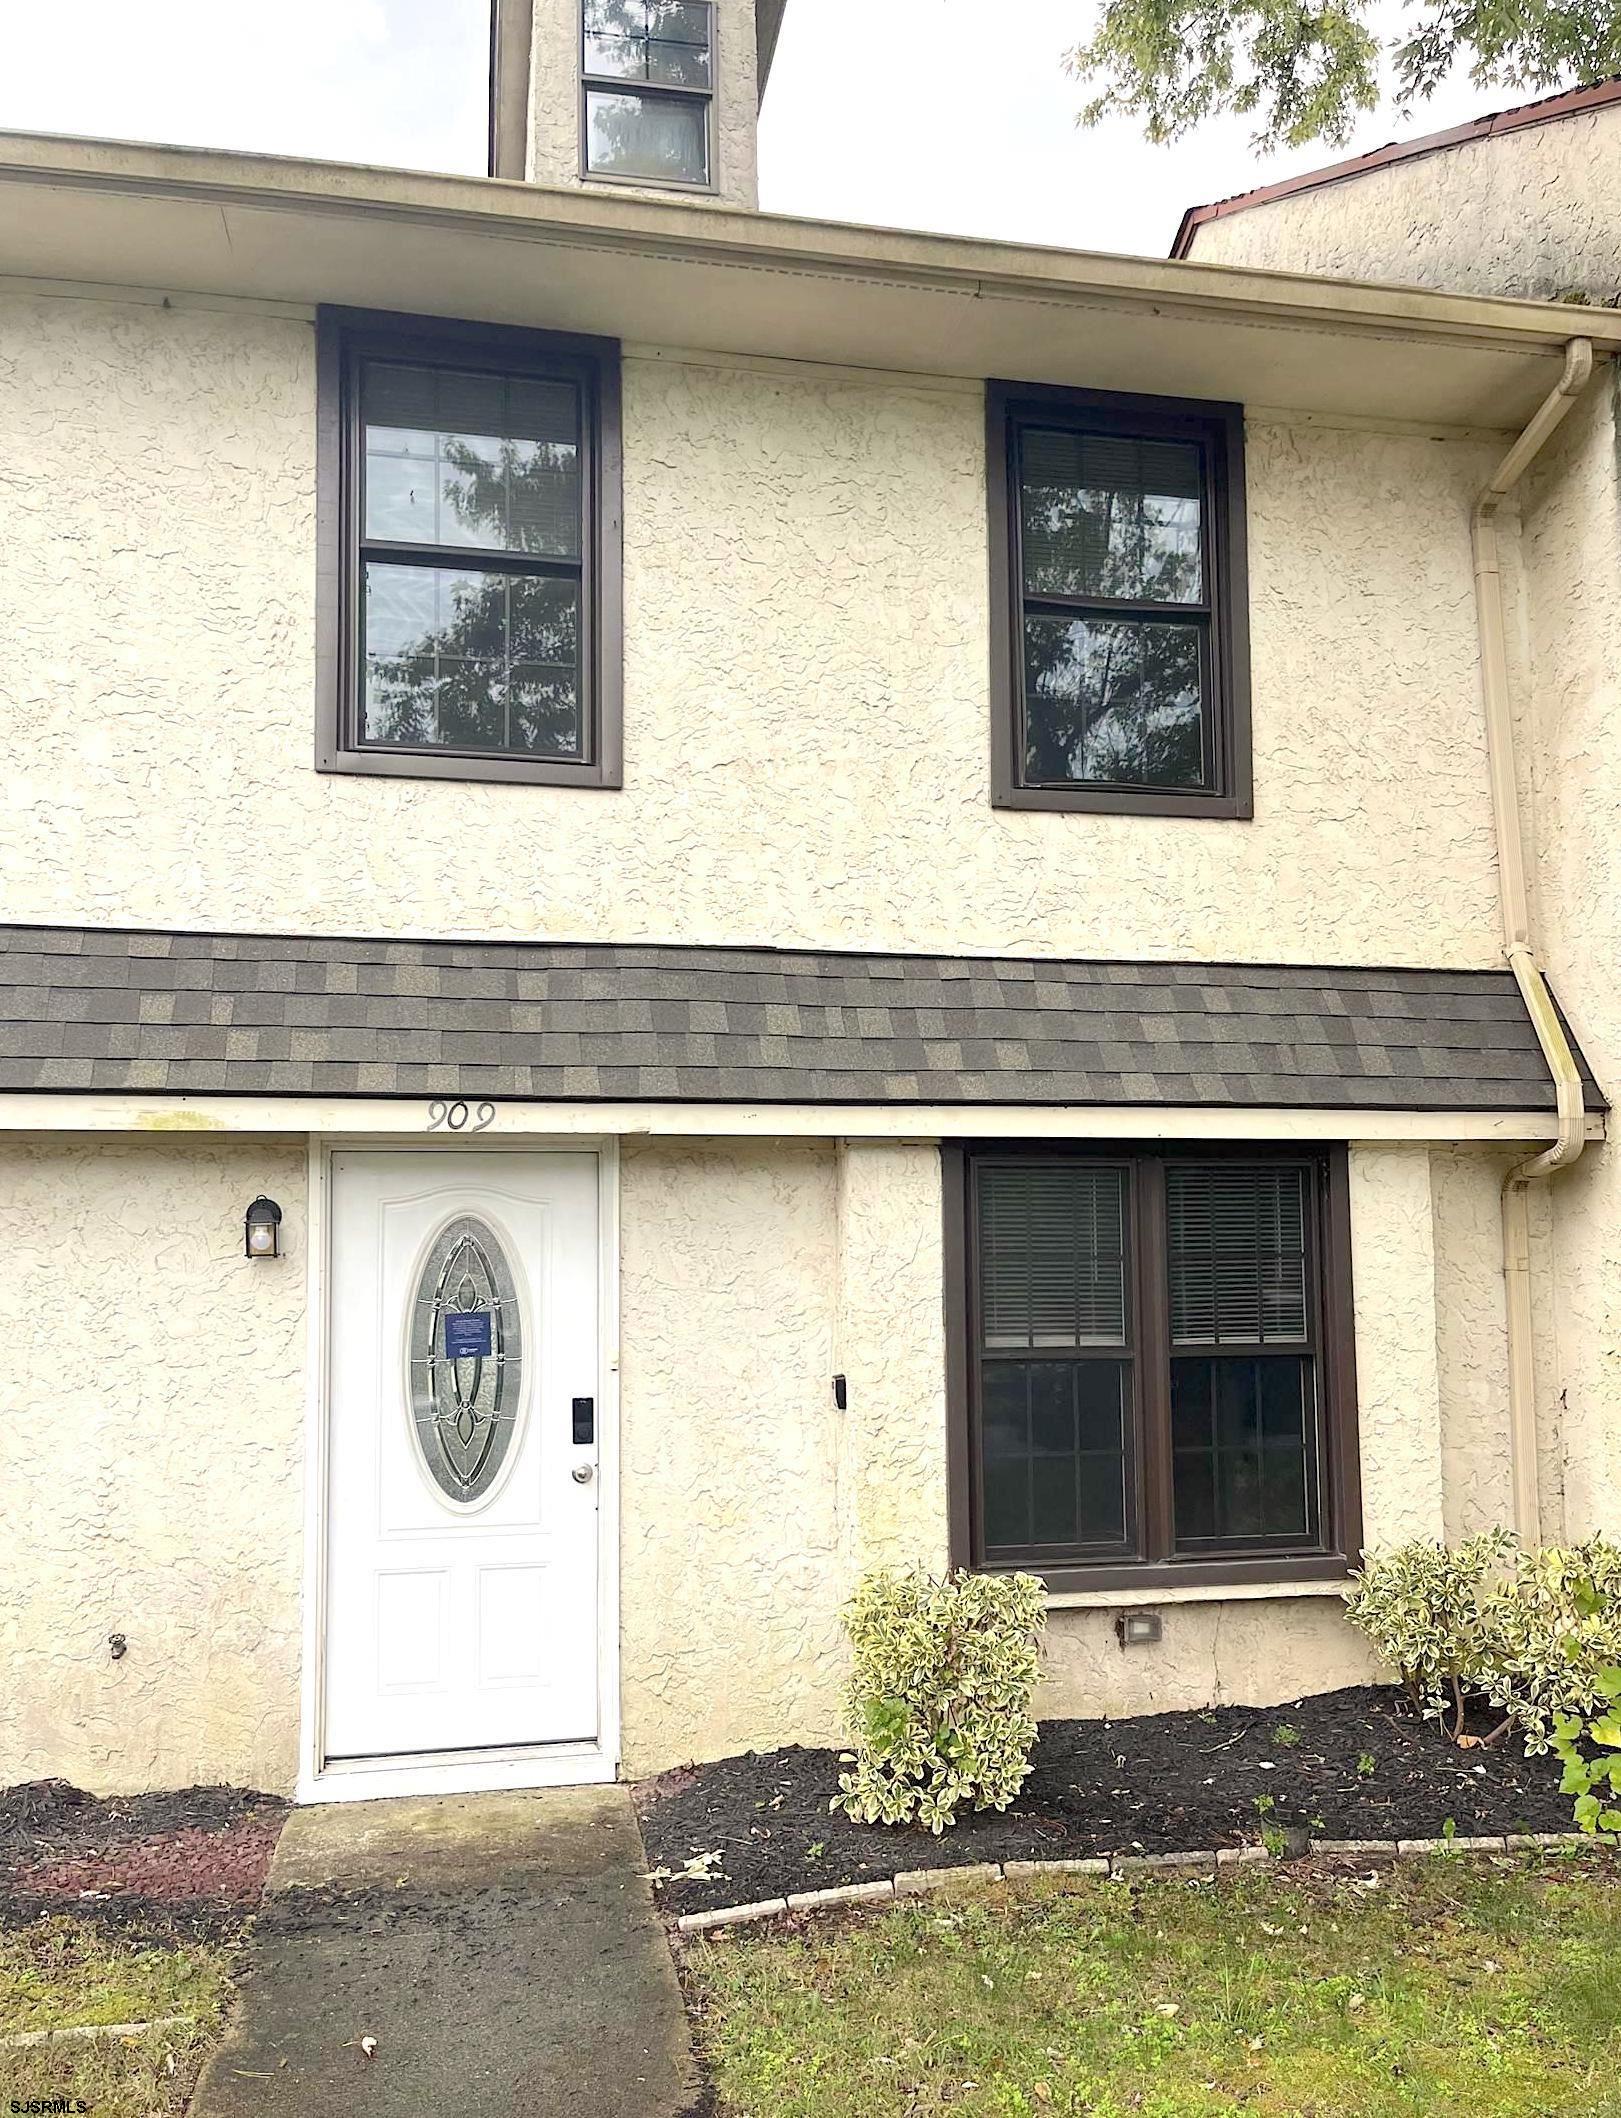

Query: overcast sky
<box><xmin>0</xmin><ymin>1</ymin><xmax>1539</xmax><ymax>258</ymax></box>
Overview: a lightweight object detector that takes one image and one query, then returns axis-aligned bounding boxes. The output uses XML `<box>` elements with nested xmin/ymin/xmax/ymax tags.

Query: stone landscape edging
<box><xmin>671</xmin><ymin>1831</ymin><xmax>1614</xmax><ymax>1935</ymax></box>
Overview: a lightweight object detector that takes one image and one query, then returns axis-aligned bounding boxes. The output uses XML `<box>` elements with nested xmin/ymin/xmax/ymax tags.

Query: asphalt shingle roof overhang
<box><xmin>0</xmin><ymin>926</ymin><xmax>1601</xmax><ymax>1114</ymax></box>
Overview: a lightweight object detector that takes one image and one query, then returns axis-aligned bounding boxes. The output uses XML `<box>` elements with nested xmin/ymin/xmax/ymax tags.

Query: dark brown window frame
<box><xmin>315</xmin><ymin>306</ymin><xmax>624</xmax><ymax>789</ymax></box>
<box><xmin>578</xmin><ymin>0</ymin><xmax>718</xmax><ymax>195</ymax></box>
<box><xmin>987</xmin><ymin>382</ymin><xmax>1253</xmax><ymax>820</ymax></box>
<box><xmin>944</xmin><ymin>1142</ymin><xmax>1361</xmax><ymax>1594</ymax></box>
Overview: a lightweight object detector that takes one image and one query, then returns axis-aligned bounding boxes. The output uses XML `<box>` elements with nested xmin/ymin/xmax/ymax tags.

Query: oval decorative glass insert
<box><xmin>407</xmin><ymin>1216</ymin><xmax>524</xmax><ymax>1504</ymax></box>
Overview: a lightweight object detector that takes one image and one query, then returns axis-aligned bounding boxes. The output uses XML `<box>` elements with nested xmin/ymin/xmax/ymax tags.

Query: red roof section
<box><xmin>1171</xmin><ymin>75</ymin><xmax>1621</xmax><ymax>259</ymax></box>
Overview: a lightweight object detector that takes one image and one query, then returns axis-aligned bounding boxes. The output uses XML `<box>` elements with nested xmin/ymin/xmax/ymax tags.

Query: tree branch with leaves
<box><xmin>1068</xmin><ymin>2</ymin><xmax>1621</xmax><ymax>151</ymax></box>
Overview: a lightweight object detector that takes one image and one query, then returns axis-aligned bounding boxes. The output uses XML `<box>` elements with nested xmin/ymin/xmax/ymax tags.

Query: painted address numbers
<box><xmin>426</xmin><ymin>1099</ymin><xmax>497</xmax><ymax>1133</ymax></box>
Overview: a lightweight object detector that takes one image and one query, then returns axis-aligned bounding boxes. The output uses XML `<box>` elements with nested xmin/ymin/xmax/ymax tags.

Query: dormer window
<box><xmin>581</xmin><ymin>2</ymin><xmax>715</xmax><ymax>190</ymax></box>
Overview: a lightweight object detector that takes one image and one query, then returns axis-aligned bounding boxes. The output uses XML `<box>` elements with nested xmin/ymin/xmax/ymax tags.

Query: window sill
<box><xmin>1046</xmin><ymin>1578</ymin><xmax>1352</xmax><ymax>1611</ymax></box>
<box><xmin>315</xmin><ymin>746</ymin><xmax>621</xmax><ymax>790</ymax></box>
<box><xmin>992</xmin><ymin>784</ymin><xmax>1253</xmax><ymax>819</ymax></box>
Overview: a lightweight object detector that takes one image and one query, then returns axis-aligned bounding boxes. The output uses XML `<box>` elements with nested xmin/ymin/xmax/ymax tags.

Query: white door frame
<box><xmin>296</xmin><ymin>1135</ymin><xmax>621</xmax><ymax>1805</ymax></box>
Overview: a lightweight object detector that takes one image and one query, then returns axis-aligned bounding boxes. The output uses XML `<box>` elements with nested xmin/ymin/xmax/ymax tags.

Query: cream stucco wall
<box><xmin>1184</xmin><ymin>102</ymin><xmax>1621</xmax><ymax>303</ymax></box>
<box><xmin>0</xmin><ymin>293</ymin><xmax>1509</xmax><ymax>972</ymax></box>
<box><xmin>1522</xmin><ymin>377</ymin><xmax>1621</xmax><ymax>1539</ymax></box>
<box><xmin>617</xmin><ymin>1138</ymin><xmax>846</xmax><ymax>1772</ymax></box>
<box><xmin>1040</xmin><ymin>1597</ymin><xmax>1375</xmax><ymax>1722</ymax></box>
<box><xmin>615</xmin><ymin>1136</ymin><xmax>1524</xmax><ymax>1763</ymax></box>
<box><xmin>1</xmin><ymin>1128</ymin><xmax>1533</xmax><ymax>1789</ymax></box>
<box><xmin>1431</xmin><ymin>1147</ymin><xmax>1516</xmax><ymax>1540</ymax></box>
<box><xmin>525</xmin><ymin>0</ymin><xmax>760</xmax><ymax>208</ymax></box>
<box><xmin>2</xmin><ymin>263</ymin><xmax>1601</xmax><ymax>1786</ymax></box>
<box><xmin>0</xmin><ymin>1137</ymin><xmax>307</xmax><ymax>1795</ymax></box>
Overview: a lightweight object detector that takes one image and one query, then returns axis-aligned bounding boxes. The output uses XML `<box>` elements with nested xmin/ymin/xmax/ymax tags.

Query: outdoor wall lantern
<box><xmin>244</xmin><ymin>1196</ymin><xmax>283</xmax><ymax>1259</ymax></box>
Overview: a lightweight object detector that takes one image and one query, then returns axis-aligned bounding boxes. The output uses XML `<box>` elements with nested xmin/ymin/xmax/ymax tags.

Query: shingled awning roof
<box><xmin>0</xmin><ymin>926</ymin><xmax>1601</xmax><ymax>1112</ymax></box>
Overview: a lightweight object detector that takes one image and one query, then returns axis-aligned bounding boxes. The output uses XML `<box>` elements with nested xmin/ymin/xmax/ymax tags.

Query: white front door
<box><xmin>323</xmin><ymin>1150</ymin><xmax>601</xmax><ymax>1763</ymax></box>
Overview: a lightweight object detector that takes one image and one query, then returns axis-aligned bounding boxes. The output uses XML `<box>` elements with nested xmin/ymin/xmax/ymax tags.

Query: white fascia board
<box><xmin>0</xmin><ymin>1093</ymin><xmax>1598</xmax><ymax>1144</ymax></box>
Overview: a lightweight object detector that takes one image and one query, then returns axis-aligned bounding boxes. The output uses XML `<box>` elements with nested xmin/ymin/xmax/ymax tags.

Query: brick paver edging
<box><xmin>671</xmin><ymin>1831</ymin><xmax>1613</xmax><ymax>1936</ymax></box>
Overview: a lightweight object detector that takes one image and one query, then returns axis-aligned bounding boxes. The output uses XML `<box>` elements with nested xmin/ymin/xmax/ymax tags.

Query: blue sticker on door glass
<box><xmin>444</xmin><ymin>1310</ymin><xmax>493</xmax><ymax>1361</ymax></box>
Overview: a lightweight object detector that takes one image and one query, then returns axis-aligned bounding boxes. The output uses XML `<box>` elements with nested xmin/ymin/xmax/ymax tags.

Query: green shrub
<box><xmin>1345</xmin><ymin>1532</ymin><xmax>1621</xmax><ymax>1752</ymax></box>
<box><xmin>833</xmin><ymin>1565</ymin><xmax>1046</xmax><ymax>1834</ymax></box>
<box><xmin>1487</xmin><ymin>1539</ymin><xmax>1621</xmax><ymax>1751</ymax></box>
<box><xmin>1551</xmin><ymin>1666</ymin><xmax>1621</xmax><ymax>1833</ymax></box>
<box><xmin>1344</xmin><ymin>1532</ymin><xmax>1513</xmax><ymax>1735</ymax></box>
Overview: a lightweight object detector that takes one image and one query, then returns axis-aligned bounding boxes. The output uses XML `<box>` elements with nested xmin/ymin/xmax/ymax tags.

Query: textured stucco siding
<box><xmin>525</xmin><ymin>0</ymin><xmax>760</xmax><ymax>208</ymax></box>
<box><xmin>0</xmin><ymin>1137</ymin><xmax>307</xmax><ymax>1796</ymax></box>
<box><xmin>832</xmin><ymin>1142</ymin><xmax>950</xmax><ymax>1579</ymax></box>
<box><xmin>1350</xmin><ymin>1143</ymin><xmax>1447</xmax><ymax>1548</ymax></box>
<box><xmin>1183</xmin><ymin>104</ymin><xmax>1621</xmax><ymax>302</ymax></box>
<box><xmin>615</xmin><ymin>1137</ymin><xmax>1521</xmax><ymax>1760</ymax></box>
<box><xmin>617</xmin><ymin>1138</ymin><xmax>847</xmax><ymax>1773</ymax></box>
<box><xmin>0</xmin><ymin>1130</ymin><xmax>1533</xmax><ymax>1788</ymax></box>
<box><xmin>0</xmin><ymin>295</ymin><xmax>1507</xmax><ymax>971</ymax></box>
<box><xmin>1523</xmin><ymin>379</ymin><xmax>1621</xmax><ymax>1538</ymax></box>
<box><xmin>1040</xmin><ymin>1597</ymin><xmax>1374</xmax><ymax>1721</ymax></box>
<box><xmin>1431</xmin><ymin>1147</ymin><xmax>1517</xmax><ymax>1540</ymax></box>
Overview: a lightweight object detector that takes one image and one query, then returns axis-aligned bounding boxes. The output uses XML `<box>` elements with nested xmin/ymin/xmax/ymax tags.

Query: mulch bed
<box><xmin>0</xmin><ymin>1778</ymin><xmax>288</xmax><ymax>1944</ymax></box>
<box><xmin>637</xmin><ymin>1685</ymin><xmax>1583</xmax><ymax>1916</ymax></box>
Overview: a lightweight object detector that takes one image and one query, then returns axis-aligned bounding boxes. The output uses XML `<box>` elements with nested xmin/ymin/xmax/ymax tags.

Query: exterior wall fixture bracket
<box><xmin>1471</xmin><ymin>336</ymin><xmax>1597</xmax><ymax>1544</ymax></box>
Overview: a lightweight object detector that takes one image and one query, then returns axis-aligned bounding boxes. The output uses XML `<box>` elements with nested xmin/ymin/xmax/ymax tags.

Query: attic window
<box><xmin>582</xmin><ymin>1</ymin><xmax>714</xmax><ymax>190</ymax></box>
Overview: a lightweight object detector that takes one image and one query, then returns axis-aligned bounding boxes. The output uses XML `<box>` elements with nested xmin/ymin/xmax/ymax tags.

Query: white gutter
<box><xmin>1470</xmin><ymin>336</ymin><xmax>1597</xmax><ymax>1543</ymax></box>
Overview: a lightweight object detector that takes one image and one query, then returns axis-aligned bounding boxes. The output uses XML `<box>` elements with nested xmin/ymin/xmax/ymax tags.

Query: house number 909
<box><xmin>427</xmin><ymin>1099</ymin><xmax>496</xmax><ymax>1133</ymax></box>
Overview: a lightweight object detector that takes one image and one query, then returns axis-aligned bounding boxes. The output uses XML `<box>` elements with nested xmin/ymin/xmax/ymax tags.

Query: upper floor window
<box><xmin>949</xmin><ymin>1145</ymin><xmax>1359</xmax><ymax>1591</ymax></box>
<box><xmin>582</xmin><ymin>1</ymin><xmax>714</xmax><ymax>189</ymax></box>
<box><xmin>316</xmin><ymin>310</ymin><xmax>622</xmax><ymax>788</ymax></box>
<box><xmin>988</xmin><ymin>386</ymin><xmax>1251</xmax><ymax>819</ymax></box>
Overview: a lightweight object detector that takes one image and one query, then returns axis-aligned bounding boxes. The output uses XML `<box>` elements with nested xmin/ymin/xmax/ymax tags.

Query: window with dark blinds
<box><xmin>978</xmin><ymin>1163</ymin><xmax>1127</xmax><ymax>1349</ymax></box>
<box><xmin>1166</xmin><ymin>1164</ymin><xmax>1308</xmax><ymax>1346</ymax></box>
<box><xmin>974</xmin><ymin>1162</ymin><xmax>1134</xmax><ymax>1562</ymax></box>
<box><xmin>960</xmin><ymin>1147</ymin><xmax>1352</xmax><ymax>1585</ymax></box>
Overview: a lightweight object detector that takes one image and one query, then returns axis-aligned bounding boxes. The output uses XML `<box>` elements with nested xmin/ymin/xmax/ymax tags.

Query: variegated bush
<box><xmin>834</xmin><ymin>1566</ymin><xmax>1046</xmax><ymax>1834</ymax></box>
<box><xmin>1346</xmin><ymin>1532</ymin><xmax>1621</xmax><ymax>1752</ymax></box>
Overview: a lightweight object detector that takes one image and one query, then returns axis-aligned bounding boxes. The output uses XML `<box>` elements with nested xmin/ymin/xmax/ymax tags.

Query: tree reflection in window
<box><xmin>359</xmin><ymin>362</ymin><xmax>586</xmax><ymax>759</ymax></box>
<box><xmin>582</xmin><ymin>1</ymin><xmax>712</xmax><ymax>185</ymax></box>
<box><xmin>1016</xmin><ymin>421</ymin><xmax>1214</xmax><ymax>793</ymax></box>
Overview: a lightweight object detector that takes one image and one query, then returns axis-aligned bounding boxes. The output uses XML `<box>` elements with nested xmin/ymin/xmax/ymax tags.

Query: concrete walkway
<box><xmin>192</xmin><ymin>1785</ymin><xmax>700</xmax><ymax>2118</ymax></box>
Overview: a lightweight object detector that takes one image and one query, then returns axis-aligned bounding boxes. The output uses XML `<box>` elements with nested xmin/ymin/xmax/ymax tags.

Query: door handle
<box><xmin>571</xmin><ymin>1464</ymin><xmax>595</xmax><ymax>1486</ymax></box>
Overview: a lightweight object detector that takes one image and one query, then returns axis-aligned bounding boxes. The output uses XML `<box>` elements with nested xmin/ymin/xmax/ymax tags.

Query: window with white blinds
<box><xmin>964</xmin><ymin>1148</ymin><xmax>1350</xmax><ymax>1581</ymax></box>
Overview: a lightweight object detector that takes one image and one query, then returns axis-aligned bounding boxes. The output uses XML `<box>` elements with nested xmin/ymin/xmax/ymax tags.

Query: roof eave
<box><xmin>0</xmin><ymin>131</ymin><xmax>1615</xmax><ymax>429</ymax></box>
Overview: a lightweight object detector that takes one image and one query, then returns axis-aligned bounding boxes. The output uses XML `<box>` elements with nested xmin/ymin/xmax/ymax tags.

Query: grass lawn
<box><xmin>685</xmin><ymin>1852</ymin><xmax>1621</xmax><ymax>2117</ymax></box>
<box><xmin>0</xmin><ymin>1917</ymin><xmax>236</xmax><ymax>2116</ymax></box>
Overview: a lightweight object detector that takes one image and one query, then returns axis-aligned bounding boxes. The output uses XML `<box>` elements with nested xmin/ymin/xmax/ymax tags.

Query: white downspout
<box><xmin>1471</xmin><ymin>337</ymin><xmax>1596</xmax><ymax>1544</ymax></box>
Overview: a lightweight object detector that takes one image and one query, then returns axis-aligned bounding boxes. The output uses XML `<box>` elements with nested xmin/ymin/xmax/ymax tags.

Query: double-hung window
<box><xmin>989</xmin><ymin>385</ymin><xmax>1251</xmax><ymax>817</ymax></box>
<box><xmin>582</xmin><ymin>2</ymin><xmax>715</xmax><ymax>189</ymax></box>
<box><xmin>317</xmin><ymin>310</ymin><xmax>622</xmax><ymax>787</ymax></box>
<box><xmin>953</xmin><ymin>1146</ymin><xmax>1359</xmax><ymax>1590</ymax></box>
